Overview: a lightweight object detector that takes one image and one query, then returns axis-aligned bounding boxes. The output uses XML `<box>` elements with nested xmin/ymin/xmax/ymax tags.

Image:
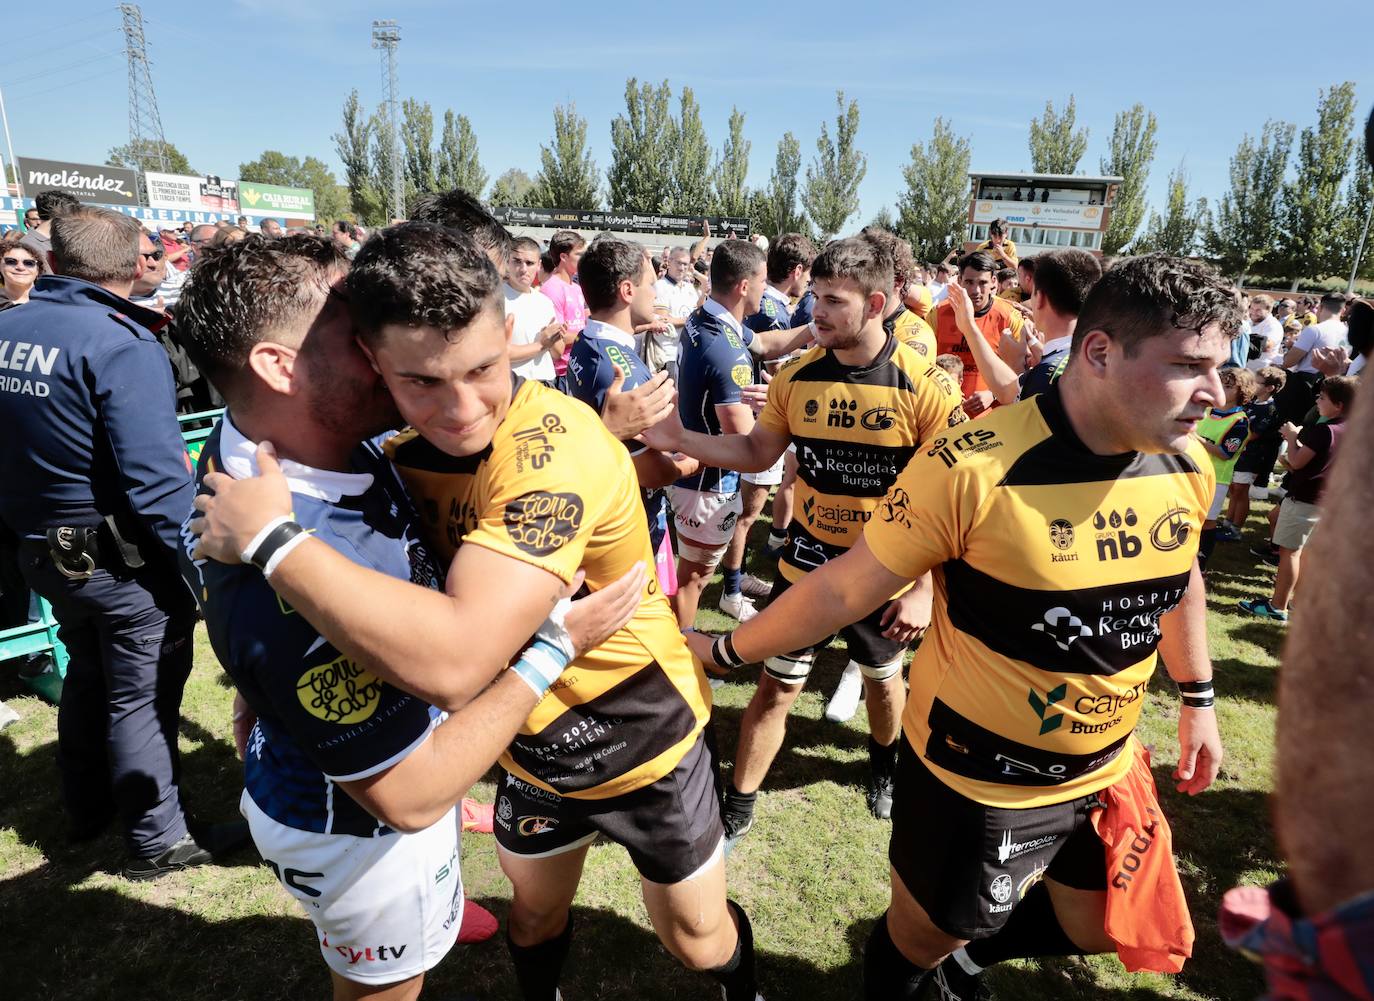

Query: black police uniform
<box><xmin>0</xmin><ymin>275</ymin><xmax>198</xmax><ymax>859</ymax></box>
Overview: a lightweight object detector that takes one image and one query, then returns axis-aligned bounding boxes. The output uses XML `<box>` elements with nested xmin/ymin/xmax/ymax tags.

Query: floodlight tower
<box><xmin>371</xmin><ymin>19</ymin><xmax>404</xmax><ymax>221</ymax></box>
<box><xmin>120</xmin><ymin>3</ymin><xmax>169</xmax><ymax>172</ymax></box>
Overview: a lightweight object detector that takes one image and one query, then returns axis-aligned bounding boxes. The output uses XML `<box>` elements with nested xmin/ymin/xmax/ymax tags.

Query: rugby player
<box><xmin>190</xmin><ymin>224</ymin><xmax>762</xmax><ymax>1001</ymax></box>
<box><xmin>177</xmin><ymin>234</ymin><xmax>644</xmax><ymax>1001</ymax></box>
<box><xmin>667</xmin><ymin>239</ymin><xmax>808</xmax><ymax>629</ymax></box>
<box><xmin>690</xmin><ymin>254</ymin><xmax>1235</xmax><ymax>998</ymax></box>
<box><xmin>861</xmin><ymin>228</ymin><xmax>938</xmax><ymax>362</ymax></box>
<box><xmin>643</xmin><ymin>236</ymin><xmax>964</xmax><ymax>839</ymax></box>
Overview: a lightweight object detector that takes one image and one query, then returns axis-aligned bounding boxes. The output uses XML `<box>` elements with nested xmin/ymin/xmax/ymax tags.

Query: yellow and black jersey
<box><xmin>385</xmin><ymin>376</ymin><xmax>710</xmax><ymax>800</ymax></box>
<box><xmin>864</xmin><ymin>386</ymin><xmax>1215</xmax><ymax>808</ymax></box>
<box><xmin>757</xmin><ymin>333</ymin><xmax>965</xmax><ymax>584</ymax></box>
<box><xmin>885</xmin><ymin>307</ymin><xmax>938</xmax><ymax>360</ymax></box>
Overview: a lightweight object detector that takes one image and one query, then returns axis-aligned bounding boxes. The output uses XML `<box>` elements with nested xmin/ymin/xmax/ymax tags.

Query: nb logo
<box><xmin>827</xmin><ymin>399</ymin><xmax>857</xmax><ymax>428</ymax></box>
<box><xmin>1093</xmin><ymin>508</ymin><xmax>1141</xmax><ymax>560</ymax></box>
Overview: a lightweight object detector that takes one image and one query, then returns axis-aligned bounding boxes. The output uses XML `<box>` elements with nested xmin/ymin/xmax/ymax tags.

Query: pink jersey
<box><xmin>539</xmin><ymin>274</ymin><xmax>588</xmax><ymax>376</ymax></box>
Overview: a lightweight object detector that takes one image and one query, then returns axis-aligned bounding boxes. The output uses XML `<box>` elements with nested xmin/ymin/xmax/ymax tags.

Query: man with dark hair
<box><xmin>23</xmin><ymin>206</ymin><xmax>41</xmax><ymax>232</ymax></box>
<box><xmin>1015</xmin><ymin>249</ymin><xmax>1103</xmax><ymax>399</ymax></box>
<box><xmin>258</xmin><ymin>218</ymin><xmax>284</xmax><ymax>239</ymax></box>
<box><xmin>567</xmin><ymin>237</ymin><xmax>699</xmax><ymax>592</ymax></box>
<box><xmin>0</xmin><ymin>206</ymin><xmax>212</xmax><ymax>879</ymax></box>
<box><xmin>411</xmin><ymin>187</ymin><xmax>514</xmax><ymax>271</ymax></box>
<box><xmin>20</xmin><ymin>189</ymin><xmax>80</xmax><ymax>259</ymax></box>
<box><xmin>190</xmin><ymin>222</ymin><xmax>762</xmax><ymax>1001</ymax></box>
<box><xmin>1279</xmin><ymin>292</ymin><xmax>1350</xmax><ymax>423</ymax></box>
<box><xmin>538</xmin><ymin>229</ymin><xmax>589</xmax><ymax>390</ymax></box>
<box><xmin>862</xmin><ymin>227</ymin><xmax>937</xmax><ymax>359</ymax></box>
<box><xmin>690</xmin><ymin>253</ymin><xmax>1237</xmax><ymax>999</ymax></box>
<box><xmin>928</xmin><ymin>250</ymin><xmax>1025</xmax><ymax>415</ymax></box>
<box><xmin>976</xmin><ymin>218</ymin><xmax>1019</xmax><ymax>269</ymax></box>
<box><xmin>645</xmin><ymin>235</ymin><xmax>963</xmax><ymax>841</ymax></box>
<box><xmin>716</xmin><ymin>232</ymin><xmax>819</xmax><ymax>620</ymax></box>
<box><xmin>177</xmin><ymin>231</ymin><xmax>632</xmax><ymax>999</ymax></box>
<box><xmin>667</xmin><ymin>239</ymin><xmax>766</xmax><ymax>628</ymax></box>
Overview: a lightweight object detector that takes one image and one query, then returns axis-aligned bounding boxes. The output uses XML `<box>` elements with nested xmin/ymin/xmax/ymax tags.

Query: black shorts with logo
<box><xmin>761</xmin><ymin>573</ymin><xmax>909</xmax><ymax>682</ymax></box>
<box><xmin>889</xmin><ymin>738</ymin><xmax>1107</xmax><ymax>940</ymax></box>
<box><xmin>494</xmin><ymin>732</ymin><xmax>725</xmax><ymax>885</ymax></box>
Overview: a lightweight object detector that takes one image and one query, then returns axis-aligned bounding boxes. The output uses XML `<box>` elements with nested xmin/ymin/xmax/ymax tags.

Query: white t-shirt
<box><xmin>1246</xmin><ymin>314</ymin><xmax>1284</xmax><ymax>370</ymax></box>
<box><xmin>654</xmin><ymin>276</ymin><xmax>698</xmax><ymax>325</ymax></box>
<box><xmin>1291</xmin><ymin>317</ymin><xmax>1348</xmax><ymax>375</ymax></box>
<box><xmin>504</xmin><ymin>283</ymin><xmax>558</xmax><ymax>382</ymax></box>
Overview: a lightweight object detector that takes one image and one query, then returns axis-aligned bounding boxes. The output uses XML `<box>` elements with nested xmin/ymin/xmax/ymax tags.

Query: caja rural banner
<box><xmin>237</xmin><ymin>181</ymin><xmax>315</xmax><ymax>219</ymax></box>
<box><xmin>16</xmin><ymin>156</ymin><xmax>140</xmax><ymax>205</ymax></box>
<box><xmin>144</xmin><ymin>172</ymin><xmax>240</xmax><ymax>213</ymax></box>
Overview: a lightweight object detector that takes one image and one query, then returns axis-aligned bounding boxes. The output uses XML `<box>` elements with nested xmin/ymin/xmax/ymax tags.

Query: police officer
<box><xmin>0</xmin><ymin>205</ymin><xmax>209</xmax><ymax>878</ymax></box>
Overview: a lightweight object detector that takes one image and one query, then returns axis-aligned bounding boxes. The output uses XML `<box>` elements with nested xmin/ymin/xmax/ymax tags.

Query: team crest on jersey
<box><xmin>1149</xmin><ymin>507</ymin><xmax>1193</xmax><ymax>553</ymax></box>
<box><xmin>504</xmin><ymin>490</ymin><xmax>584</xmax><ymax>556</ymax></box>
<box><xmin>297</xmin><ymin>657</ymin><xmax>384</xmax><ymax>724</ymax></box>
<box><xmin>731</xmin><ymin>364</ymin><xmax>752</xmax><ymax>387</ymax></box>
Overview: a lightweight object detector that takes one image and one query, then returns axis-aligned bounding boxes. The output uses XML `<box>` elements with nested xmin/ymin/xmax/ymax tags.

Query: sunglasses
<box><xmin>2</xmin><ymin>256</ymin><xmax>38</xmax><ymax>269</ymax></box>
<box><xmin>141</xmin><ymin>249</ymin><xmax>165</xmax><ymax>262</ymax></box>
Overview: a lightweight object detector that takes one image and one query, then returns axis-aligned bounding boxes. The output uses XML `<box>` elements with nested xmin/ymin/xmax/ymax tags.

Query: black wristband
<box><xmin>1177</xmin><ymin>680</ymin><xmax>1214</xmax><ymax>694</ymax></box>
<box><xmin>712</xmin><ymin>633</ymin><xmax>746</xmax><ymax>670</ymax></box>
<box><xmin>247</xmin><ymin>520</ymin><xmax>305</xmax><ymax>572</ymax></box>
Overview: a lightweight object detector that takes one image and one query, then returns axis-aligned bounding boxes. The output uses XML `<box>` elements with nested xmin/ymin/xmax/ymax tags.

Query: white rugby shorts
<box><xmin>242</xmin><ymin>790</ymin><xmax>463</xmax><ymax>985</ymax></box>
<box><xmin>665</xmin><ymin>486</ymin><xmax>743</xmax><ymax>548</ymax></box>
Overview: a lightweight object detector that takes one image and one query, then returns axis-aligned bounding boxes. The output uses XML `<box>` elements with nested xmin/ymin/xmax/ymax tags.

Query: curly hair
<box><xmin>858</xmin><ymin>227</ymin><xmax>915</xmax><ymax>298</ymax></box>
<box><xmin>0</xmin><ymin>233</ymin><xmax>49</xmax><ymax>275</ymax></box>
<box><xmin>1073</xmin><ymin>254</ymin><xmax>1244</xmax><ymax>358</ymax></box>
<box><xmin>346</xmin><ymin>222</ymin><xmax>501</xmax><ymax>344</ymax></box>
<box><xmin>177</xmin><ymin>233</ymin><xmax>349</xmax><ymax>392</ymax></box>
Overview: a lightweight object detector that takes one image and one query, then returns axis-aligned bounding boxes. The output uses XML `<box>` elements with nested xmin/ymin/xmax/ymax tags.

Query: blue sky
<box><xmin>3</xmin><ymin>0</ymin><xmax>1370</xmax><ymax>228</ymax></box>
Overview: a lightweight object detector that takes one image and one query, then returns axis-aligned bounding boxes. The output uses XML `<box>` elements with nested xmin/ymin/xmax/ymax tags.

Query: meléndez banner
<box><xmin>237</xmin><ymin>181</ymin><xmax>315</xmax><ymax>219</ymax></box>
<box><xmin>18</xmin><ymin>157</ymin><xmax>140</xmax><ymax>204</ymax></box>
<box><xmin>145</xmin><ymin>172</ymin><xmax>240</xmax><ymax>213</ymax></box>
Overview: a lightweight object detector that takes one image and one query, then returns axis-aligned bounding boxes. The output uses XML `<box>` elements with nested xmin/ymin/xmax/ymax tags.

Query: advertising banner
<box><xmin>0</xmin><ymin>196</ymin><xmax>236</xmax><ymax>229</ymax></box>
<box><xmin>144</xmin><ymin>172</ymin><xmax>239</xmax><ymax>213</ymax></box>
<box><xmin>237</xmin><ymin>181</ymin><xmax>315</xmax><ymax>219</ymax></box>
<box><xmin>971</xmin><ymin>199</ymin><xmax>1103</xmax><ymax>230</ymax></box>
<box><xmin>17</xmin><ymin>156</ymin><xmax>140</xmax><ymax>205</ymax></box>
<box><xmin>492</xmin><ymin>206</ymin><xmax>751</xmax><ymax>237</ymax></box>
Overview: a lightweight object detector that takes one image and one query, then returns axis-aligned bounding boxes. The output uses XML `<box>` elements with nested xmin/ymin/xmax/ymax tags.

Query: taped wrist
<box><xmin>1177</xmin><ymin>679</ymin><xmax>1215</xmax><ymax>709</ymax></box>
<box><xmin>241</xmin><ymin>517</ymin><xmax>308</xmax><ymax>578</ymax></box>
<box><xmin>712</xmin><ymin>632</ymin><xmax>747</xmax><ymax>670</ymax></box>
<box><xmin>510</xmin><ymin>639</ymin><xmax>570</xmax><ymax>697</ymax></box>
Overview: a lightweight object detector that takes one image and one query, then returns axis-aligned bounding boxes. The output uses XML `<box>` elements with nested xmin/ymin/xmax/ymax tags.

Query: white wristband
<box><xmin>535</xmin><ymin>596</ymin><xmax>577</xmax><ymax>664</ymax></box>
<box><xmin>509</xmin><ymin>639</ymin><xmax>569</xmax><ymax>697</ymax></box>
<box><xmin>239</xmin><ymin>515</ymin><xmax>293</xmax><ymax>564</ymax></box>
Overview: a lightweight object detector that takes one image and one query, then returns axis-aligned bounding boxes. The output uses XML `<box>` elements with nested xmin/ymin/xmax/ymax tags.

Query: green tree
<box><xmin>370</xmin><ymin>102</ymin><xmax>404</xmax><ymax>222</ymax></box>
<box><xmin>1278</xmin><ymin>82</ymin><xmax>1358</xmax><ymax>286</ymax></box>
<box><xmin>107</xmin><ymin>139</ymin><xmax>195</xmax><ymax>175</ymax></box>
<box><xmin>1099</xmin><ymin>104</ymin><xmax>1158</xmax><ymax>254</ymax></box>
<box><xmin>607</xmin><ymin>79</ymin><xmax>675</xmax><ymax>212</ymax></box>
<box><xmin>668</xmin><ymin>86</ymin><xmax>713</xmax><ymax>215</ymax></box>
<box><xmin>1337</xmin><ymin>155</ymin><xmax>1373</xmax><ymax>282</ymax></box>
<box><xmin>1028</xmin><ymin>95</ymin><xmax>1089</xmax><ymax>174</ymax></box>
<box><xmin>868</xmin><ymin>207</ymin><xmax>897</xmax><ymax>231</ymax></box>
<box><xmin>753</xmin><ymin>131</ymin><xmax>805</xmax><ymax>237</ymax></box>
<box><xmin>333</xmin><ymin>89</ymin><xmax>382</xmax><ymax>223</ymax></box>
<box><xmin>489</xmin><ymin>168</ymin><xmax>535</xmax><ymax>207</ymax></box>
<box><xmin>402</xmin><ymin>98</ymin><xmax>437</xmax><ymax>199</ymax></box>
<box><xmin>238</xmin><ymin>150</ymin><xmax>347</xmax><ymax>223</ymax></box>
<box><xmin>896</xmin><ymin>117</ymin><xmax>972</xmax><ymax>263</ymax></box>
<box><xmin>802</xmin><ymin>91</ymin><xmax>867</xmax><ymax>241</ymax></box>
<box><xmin>531</xmin><ymin>103</ymin><xmax>600</xmax><ymax>209</ymax></box>
<box><xmin>714</xmin><ymin>107</ymin><xmax>751</xmax><ymax>218</ymax></box>
<box><xmin>1203</xmin><ymin>120</ymin><xmax>1295</xmax><ymax>280</ymax></box>
<box><xmin>1137</xmin><ymin>165</ymin><xmax>1207</xmax><ymax>257</ymax></box>
<box><xmin>435</xmin><ymin>109</ymin><xmax>487</xmax><ymax>198</ymax></box>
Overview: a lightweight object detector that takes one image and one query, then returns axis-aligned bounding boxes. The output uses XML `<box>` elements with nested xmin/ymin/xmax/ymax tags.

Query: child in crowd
<box><xmin>1224</xmin><ymin>366</ymin><xmax>1287</xmax><ymax>539</ymax></box>
<box><xmin>1196</xmin><ymin>367</ymin><xmax>1255</xmax><ymax>569</ymax></box>
<box><xmin>933</xmin><ymin>353</ymin><xmax>964</xmax><ymax>382</ymax></box>
<box><xmin>1240</xmin><ymin>375</ymin><xmax>1358</xmax><ymax>621</ymax></box>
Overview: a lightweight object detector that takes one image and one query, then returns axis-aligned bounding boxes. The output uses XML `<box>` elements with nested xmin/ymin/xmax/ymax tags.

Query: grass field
<box><xmin>0</xmin><ymin>508</ymin><xmax>1286</xmax><ymax>1001</ymax></box>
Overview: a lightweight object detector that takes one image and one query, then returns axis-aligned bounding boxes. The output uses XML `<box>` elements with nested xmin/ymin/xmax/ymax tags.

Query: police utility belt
<box><xmin>27</xmin><ymin>517</ymin><xmax>146</xmax><ymax>580</ymax></box>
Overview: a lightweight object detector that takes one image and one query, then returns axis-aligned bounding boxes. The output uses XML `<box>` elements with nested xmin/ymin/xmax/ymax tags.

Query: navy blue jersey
<box><xmin>1018</xmin><ymin>344</ymin><xmax>1071</xmax><ymax>401</ymax></box>
<box><xmin>745</xmin><ymin>287</ymin><xmax>793</xmax><ymax>335</ymax></box>
<box><xmin>566</xmin><ymin>320</ymin><xmax>668</xmax><ymax>552</ymax></box>
<box><xmin>675</xmin><ymin>303</ymin><xmax>754</xmax><ymax>493</ymax></box>
<box><xmin>181</xmin><ymin>417</ymin><xmax>445</xmax><ymax>837</ymax></box>
<box><xmin>0</xmin><ymin>276</ymin><xmax>193</xmax><ymax>558</ymax></box>
<box><xmin>790</xmin><ymin>290</ymin><xmax>815</xmax><ymax>330</ymax></box>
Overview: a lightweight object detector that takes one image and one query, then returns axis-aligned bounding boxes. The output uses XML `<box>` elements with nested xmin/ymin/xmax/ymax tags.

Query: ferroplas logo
<box><xmin>18</xmin><ymin>157</ymin><xmax>139</xmax><ymax>203</ymax></box>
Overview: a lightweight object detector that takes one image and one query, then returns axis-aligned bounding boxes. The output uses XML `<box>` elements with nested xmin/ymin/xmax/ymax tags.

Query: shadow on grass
<box><xmin>0</xmin><ymin>719</ymin><xmax>257</xmax><ymax>874</ymax></box>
